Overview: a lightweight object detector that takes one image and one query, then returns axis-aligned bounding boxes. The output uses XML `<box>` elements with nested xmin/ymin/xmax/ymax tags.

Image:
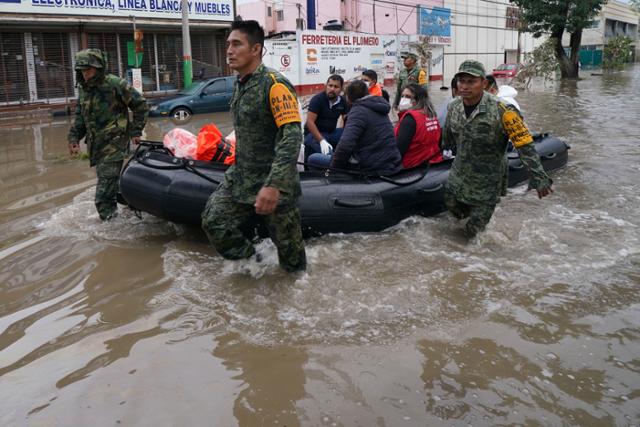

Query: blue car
<box><xmin>148</xmin><ymin>76</ymin><xmax>235</xmax><ymax>122</ymax></box>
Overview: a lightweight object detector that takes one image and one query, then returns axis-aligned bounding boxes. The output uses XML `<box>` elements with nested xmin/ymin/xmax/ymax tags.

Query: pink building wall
<box><xmin>238</xmin><ymin>0</ymin><xmax>444</xmax><ymax>35</ymax></box>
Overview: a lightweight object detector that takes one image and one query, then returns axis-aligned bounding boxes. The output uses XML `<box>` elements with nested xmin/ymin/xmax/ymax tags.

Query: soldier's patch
<box><xmin>418</xmin><ymin>69</ymin><xmax>427</xmax><ymax>86</ymax></box>
<box><xmin>270</xmin><ymin>81</ymin><xmax>301</xmax><ymax>127</ymax></box>
<box><xmin>502</xmin><ymin>110</ymin><xmax>533</xmax><ymax>148</ymax></box>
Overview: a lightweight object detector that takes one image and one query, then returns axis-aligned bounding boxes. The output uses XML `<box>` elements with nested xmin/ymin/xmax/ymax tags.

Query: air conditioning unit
<box><xmin>324</xmin><ymin>20</ymin><xmax>343</xmax><ymax>30</ymax></box>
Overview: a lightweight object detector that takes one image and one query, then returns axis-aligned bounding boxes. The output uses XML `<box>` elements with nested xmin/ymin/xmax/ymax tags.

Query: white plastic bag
<box><xmin>163</xmin><ymin>128</ymin><xmax>197</xmax><ymax>158</ymax></box>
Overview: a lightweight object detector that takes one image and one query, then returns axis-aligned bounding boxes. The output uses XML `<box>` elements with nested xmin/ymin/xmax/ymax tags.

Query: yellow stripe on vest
<box><xmin>502</xmin><ymin>109</ymin><xmax>533</xmax><ymax>148</ymax></box>
<box><xmin>418</xmin><ymin>69</ymin><xmax>427</xmax><ymax>86</ymax></box>
<box><xmin>269</xmin><ymin>74</ymin><xmax>301</xmax><ymax>128</ymax></box>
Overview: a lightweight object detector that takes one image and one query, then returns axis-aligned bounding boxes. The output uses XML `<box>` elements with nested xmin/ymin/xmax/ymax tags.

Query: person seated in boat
<box><xmin>308</xmin><ymin>80</ymin><xmax>402</xmax><ymax>176</ymax></box>
<box><xmin>485</xmin><ymin>75</ymin><xmax>521</xmax><ymax>111</ymax></box>
<box><xmin>395</xmin><ymin>83</ymin><xmax>444</xmax><ymax>168</ymax></box>
<box><xmin>304</xmin><ymin>74</ymin><xmax>348</xmax><ymax>160</ymax></box>
<box><xmin>361</xmin><ymin>69</ymin><xmax>389</xmax><ymax>102</ymax></box>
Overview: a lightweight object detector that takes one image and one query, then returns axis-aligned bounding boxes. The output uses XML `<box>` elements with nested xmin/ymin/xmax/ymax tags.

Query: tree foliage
<box><xmin>603</xmin><ymin>36</ymin><xmax>634</xmax><ymax>71</ymax></box>
<box><xmin>509</xmin><ymin>0</ymin><xmax>607</xmax><ymax>78</ymax></box>
<box><xmin>514</xmin><ymin>38</ymin><xmax>559</xmax><ymax>87</ymax></box>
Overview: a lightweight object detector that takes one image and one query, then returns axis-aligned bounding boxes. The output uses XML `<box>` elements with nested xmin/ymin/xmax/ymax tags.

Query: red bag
<box><xmin>195</xmin><ymin>124</ymin><xmax>235</xmax><ymax>164</ymax></box>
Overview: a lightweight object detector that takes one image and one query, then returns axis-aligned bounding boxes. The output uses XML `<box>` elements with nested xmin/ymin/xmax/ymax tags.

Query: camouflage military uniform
<box><xmin>68</xmin><ymin>49</ymin><xmax>148</xmax><ymax>220</ymax></box>
<box><xmin>442</xmin><ymin>91</ymin><xmax>552</xmax><ymax>238</ymax></box>
<box><xmin>201</xmin><ymin>63</ymin><xmax>306</xmax><ymax>272</ymax></box>
<box><xmin>393</xmin><ymin>54</ymin><xmax>428</xmax><ymax>108</ymax></box>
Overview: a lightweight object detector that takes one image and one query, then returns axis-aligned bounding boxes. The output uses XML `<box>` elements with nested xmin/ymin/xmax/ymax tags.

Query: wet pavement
<box><xmin>1</xmin><ymin>66</ymin><xmax>639</xmax><ymax>426</ymax></box>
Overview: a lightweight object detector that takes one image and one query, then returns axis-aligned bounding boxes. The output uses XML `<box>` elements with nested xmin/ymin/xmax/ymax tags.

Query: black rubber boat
<box><xmin>119</xmin><ymin>134</ymin><xmax>569</xmax><ymax>237</ymax></box>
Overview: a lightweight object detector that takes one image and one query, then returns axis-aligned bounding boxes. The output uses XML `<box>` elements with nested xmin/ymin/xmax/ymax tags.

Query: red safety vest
<box><xmin>395</xmin><ymin>109</ymin><xmax>443</xmax><ymax>168</ymax></box>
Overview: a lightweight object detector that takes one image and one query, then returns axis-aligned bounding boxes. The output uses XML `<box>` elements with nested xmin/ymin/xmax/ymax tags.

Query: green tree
<box><xmin>630</xmin><ymin>0</ymin><xmax>640</xmax><ymax>11</ymax></box>
<box><xmin>509</xmin><ymin>0</ymin><xmax>607</xmax><ymax>78</ymax></box>
<box><xmin>603</xmin><ymin>36</ymin><xmax>633</xmax><ymax>70</ymax></box>
<box><xmin>515</xmin><ymin>38</ymin><xmax>560</xmax><ymax>87</ymax></box>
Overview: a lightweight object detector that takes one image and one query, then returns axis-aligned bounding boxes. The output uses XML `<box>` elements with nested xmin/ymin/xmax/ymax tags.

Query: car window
<box><xmin>506</xmin><ymin>64</ymin><xmax>517</xmax><ymax>70</ymax></box>
<box><xmin>204</xmin><ymin>79</ymin><xmax>226</xmax><ymax>95</ymax></box>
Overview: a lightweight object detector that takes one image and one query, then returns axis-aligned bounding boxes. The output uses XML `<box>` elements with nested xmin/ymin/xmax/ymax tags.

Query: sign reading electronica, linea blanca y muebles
<box><xmin>0</xmin><ymin>0</ymin><xmax>234</xmax><ymax>21</ymax></box>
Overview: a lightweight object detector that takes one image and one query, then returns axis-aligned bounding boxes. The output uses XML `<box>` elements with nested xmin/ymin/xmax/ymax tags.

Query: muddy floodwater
<box><xmin>1</xmin><ymin>66</ymin><xmax>639</xmax><ymax>426</ymax></box>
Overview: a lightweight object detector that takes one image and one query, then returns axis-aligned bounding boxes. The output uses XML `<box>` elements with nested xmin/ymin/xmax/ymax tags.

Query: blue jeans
<box><xmin>303</xmin><ymin>128</ymin><xmax>343</xmax><ymax>161</ymax></box>
<box><xmin>307</xmin><ymin>153</ymin><xmax>333</xmax><ymax>170</ymax></box>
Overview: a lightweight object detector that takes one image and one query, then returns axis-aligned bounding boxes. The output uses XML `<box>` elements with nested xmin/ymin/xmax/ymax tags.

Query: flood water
<box><xmin>1</xmin><ymin>66</ymin><xmax>639</xmax><ymax>426</ymax></box>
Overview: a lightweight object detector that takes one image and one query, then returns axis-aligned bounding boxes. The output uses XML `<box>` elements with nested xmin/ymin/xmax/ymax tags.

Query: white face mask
<box><xmin>398</xmin><ymin>97</ymin><xmax>413</xmax><ymax>111</ymax></box>
<box><xmin>364</xmin><ymin>81</ymin><xmax>371</xmax><ymax>88</ymax></box>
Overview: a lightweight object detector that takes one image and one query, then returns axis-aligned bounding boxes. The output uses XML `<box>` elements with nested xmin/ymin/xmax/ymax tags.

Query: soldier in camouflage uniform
<box><xmin>442</xmin><ymin>60</ymin><xmax>553</xmax><ymax>238</ymax></box>
<box><xmin>393</xmin><ymin>52</ymin><xmax>428</xmax><ymax>109</ymax></box>
<box><xmin>68</xmin><ymin>49</ymin><xmax>148</xmax><ymax>220</ymax></box>
<box><xmin>201</xmin><ymin>20</ymin><xmax>306</xmax><ymax>272</ymax></box>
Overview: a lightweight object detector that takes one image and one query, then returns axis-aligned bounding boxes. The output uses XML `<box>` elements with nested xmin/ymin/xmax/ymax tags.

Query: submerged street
<box><xmin>1</xmin><ymin>66</ymin><xmax>639</xmax><ymax>425</ymax></box>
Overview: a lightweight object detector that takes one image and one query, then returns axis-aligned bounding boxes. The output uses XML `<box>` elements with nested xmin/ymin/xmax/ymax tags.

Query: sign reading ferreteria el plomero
<box><xmin>263</xmin><ymin>30</ymin><xmax>452</xmax><ymax>90</ymax></box>
<box><xmin>0</xmin><ymin>0</ymin><xmax>234</xmax><ymax>21</ymax></box>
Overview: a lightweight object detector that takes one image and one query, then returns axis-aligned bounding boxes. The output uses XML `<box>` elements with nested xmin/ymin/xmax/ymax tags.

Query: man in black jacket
<box><xmin>307</xmin><ymin>80</ymin><xmax>401</xmax><ymax>176</ymax></box>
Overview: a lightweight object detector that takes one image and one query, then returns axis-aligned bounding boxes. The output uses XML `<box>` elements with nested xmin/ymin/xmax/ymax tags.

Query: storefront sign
<box><xmin>131</xmin><ymin>67</ymin><xmax>143</xmax><ymax>93</ymax></box>
<box><xmin>0</xmin><ymin>0</ymin><xmax>234</xmax><ymax>21</ymax></box>
<box><xmin>299</xmin><ymin>30</ymin><xmax>383</xmax><ymax>87</ymax></box>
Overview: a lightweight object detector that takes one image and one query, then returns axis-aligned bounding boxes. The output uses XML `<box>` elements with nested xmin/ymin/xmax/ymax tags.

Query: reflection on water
<box><xmin>1</xmin><ymin>66</ymin><xmax>640</xmax><ymax>425</ymax></box>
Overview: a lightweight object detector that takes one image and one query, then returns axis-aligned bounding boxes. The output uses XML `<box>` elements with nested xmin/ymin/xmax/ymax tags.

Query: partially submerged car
<box><xmin>148</xmin><ymin>76</ymin><xmax>235</xmax><ymax>122</ymax></box>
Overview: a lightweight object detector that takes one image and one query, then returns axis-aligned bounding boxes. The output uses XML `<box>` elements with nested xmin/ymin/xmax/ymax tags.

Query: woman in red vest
<box><xmin>394</xmin><ymin>83</ymin><xmax>443</xmax><ymax>168</ymax></box>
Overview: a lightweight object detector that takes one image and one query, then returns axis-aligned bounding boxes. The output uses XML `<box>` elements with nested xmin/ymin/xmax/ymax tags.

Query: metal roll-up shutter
<box><xmin>119</xmin><ymin>32</ymin><xmax>157</xmax><ymax>93</ymax></box>
<box><xmin>155</xmin><ymin>33</ymin><xmax>182</xmax><ymax>91</ymax></box>
<box><xmin>0</xmin><ymin>32</ymin><xmax>29</xmax><ymax>104</ymax></box>
<box><xmin>87</xmin><ymin>33</ymin><xmax>120</xmax><ymax>77</ymax></box>
<box><xmin>192</xmin><ymin>33</ymin><xmax>223</xmax><ymax>79</ymax></box>
<box><xmin>31</xmin><ymin>32</ymin><xmax>74</xmax><ymax>101</ymax></box>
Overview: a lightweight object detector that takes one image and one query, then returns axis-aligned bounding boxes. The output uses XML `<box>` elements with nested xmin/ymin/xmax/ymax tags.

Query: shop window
<box><xmin>0</xmin><ymin>33</ymin><xmax>29</xmax><ymax>104</ymax></box>
<box><xmin>192</xmin><ymin>34</ymin><xmax>223</xmax><ymax>80</ymax></box>
<box><xmin>87</xmin><ymin>33</ymin><xmax>120</xmax><ymax>77</ymax></box>
<box><xmin>155</xmin><ymin>33</ymin><xmax>182</xmax><ymax>91</ymax></box>
<box><xmin>119</xmin><ymin>32</ymin><xmax>157</xmax><ymax>92</ymax></box>
<box><xmin>31</xmin><ymin>32</ymin><xmax>74</xmax><ymax>101</ymax></box>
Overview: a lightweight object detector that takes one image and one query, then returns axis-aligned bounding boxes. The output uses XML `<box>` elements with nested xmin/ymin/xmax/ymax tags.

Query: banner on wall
<box><xmin>0</xmin><ymin>0</ymin><xmax>234</xmax><ymax>21</ymax></box>
<box><xmin>418</xmin><ymin>6</ymin><xmax>452</xmax><ymax>45</ymax></box>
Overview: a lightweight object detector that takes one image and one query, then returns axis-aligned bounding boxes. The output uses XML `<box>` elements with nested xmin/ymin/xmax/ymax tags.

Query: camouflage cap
<box><xmin>455</xmin><ymin>60</ymin><xmax>486</xmax><ymax>78</ymax></box>
<box><xmin>74</xmin><ymin>48</ymin><xmax>105</xmax><ymax>70</ymax></box>
<box><xmin>400</xmin><ymin>51</ymin><xmax>418</xmax><ymax>61</ymax></box>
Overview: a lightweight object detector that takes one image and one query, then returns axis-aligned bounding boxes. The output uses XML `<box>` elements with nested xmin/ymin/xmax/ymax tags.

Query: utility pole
<box><xmin>373</xmin><ymin>0</ymin><xmax>376</xmax><ymax>33</ymax></box>
<box><xmin>181</xmin><ymin>0</ymin><xmax>193</xmax><ymax>88</ymax></box>
<box><xmin>132</xmin><ymin>16</ymin><xmax>138</xmax><ymax>68</ymax></box>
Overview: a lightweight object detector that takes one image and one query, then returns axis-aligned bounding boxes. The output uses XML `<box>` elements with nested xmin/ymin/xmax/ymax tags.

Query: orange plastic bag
<box><xmin>195</xmin><ymin>124</ymin><xmax>236</xmax><ymax>164</ymax></box>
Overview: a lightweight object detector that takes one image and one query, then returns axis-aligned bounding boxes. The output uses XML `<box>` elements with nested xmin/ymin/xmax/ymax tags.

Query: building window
<box><xmin>0</xmin><ymin>33</ymin><xmax>29</xmax><ymax>103</ymax></box>
<box><xmin>277</xmin><ymin>10</ymin><xmax>284</xmax><ymax>21</ymax></box>
<box><xmin>31</xmin><ymin>32</ymin><xmax>74</xmax><ymax>101</ymax></box>
<box><xmin>267</xmin><ymin>6</ymin><xmax>272</xmax><ymax>17</ymax></box>
<box><xmin>506</xmin><ymin>6</ymin><xmax>520</xmax><ymax>29</ymax></box>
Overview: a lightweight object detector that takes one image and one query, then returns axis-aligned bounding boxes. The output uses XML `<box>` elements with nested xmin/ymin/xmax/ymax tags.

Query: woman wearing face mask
<box><xmin>394</xmin><ymin>83</ymin><xmax>443</xmax><ymax>169</ymax></box>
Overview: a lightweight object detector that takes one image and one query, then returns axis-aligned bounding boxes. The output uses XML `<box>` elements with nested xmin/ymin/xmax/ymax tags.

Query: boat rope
<box><xmin>296</xmin><ymin>161</ymin><xmax>428</xmax><ymax>187</ymax></box>
<box><xmin>132</xmin><ymin>141</ymin><xmax>423</xmax><ymax>187</ymax></box>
